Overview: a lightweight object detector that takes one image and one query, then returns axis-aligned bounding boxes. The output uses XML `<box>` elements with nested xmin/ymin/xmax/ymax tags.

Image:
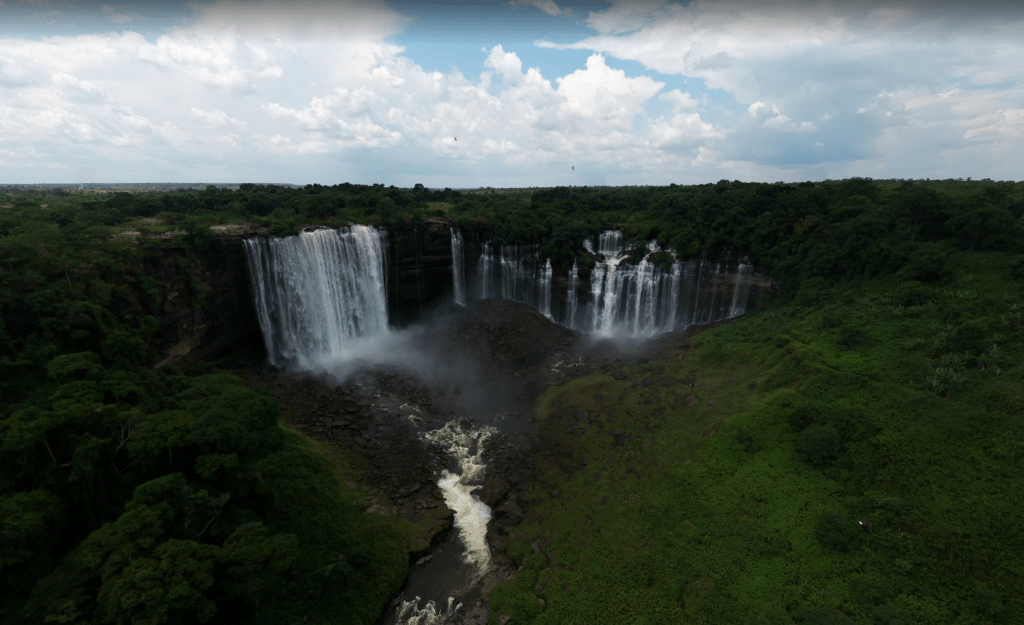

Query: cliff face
<box><xmin>138</xmin><ymin>223</ymin><xmax>774</xmax><ymax>367</ymax></box>
<box><xmin>117</xmin><ymin>233</ymin><xmax>264</xmax><ymax>368</ymax></box>
<box><xmin>385</xmin><ymin>221</ymin><xmax>484</xmax><ymax>325</ymax></box>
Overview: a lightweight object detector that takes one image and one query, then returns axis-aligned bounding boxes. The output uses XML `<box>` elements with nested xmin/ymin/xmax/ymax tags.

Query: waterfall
<box><xmin>728</xmin><ymin>263</ymin><xmax>753</xmax><ymax>318</ymax></box>
<box><xmin>588</xmin><ymin>247</ymin><xmax>680</xmax><ymax>337</ymax></box>
<box><xmin>450</xmin><ymin>228</ymin><xmax>466</xmax><ymax>306</ymax></box>
<box><xmin>565</xmin><ymin>260</ymin><xmax>578</xmax><ymax>329</ymax></box>
<box><xmin>539</xmin><ymin>259</ymin><xmax>553</xmax><ymax>319</ymax></box>
<box><xmin>476</xmin><ymin>243</ymin><xmax>546</xmax><ymax>310</ymax></box>
<box><xmin>243</xmin><ymin>226</ymin><xmax>389</xmax><ymax>368</ymax></box>
<box><xmin>477</xmin><ymin>243</ymin><xmax>494</xmax><ymax>299</ymax></box>
<box><xmin>597</xmin><ymin>230</ymin><xmax>624</xmax><ymax>256</ymax></box>
<box><xmin>470</xmin><ymin>229</ymin><xmax>755</xmax><ymax>337</ymax></box>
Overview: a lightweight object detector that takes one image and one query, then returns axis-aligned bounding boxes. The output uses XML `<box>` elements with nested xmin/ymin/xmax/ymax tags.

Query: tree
<box><xmin>946</xmin><ymin>204</ymin><xmax>1017</xmax><ymax>252</ymax></box>
<box><xmin>799</xmin><ymin>425</ymin><xmax>841</xmax><ymax>467</ymax></box>
<box><xmin>98</xmin><ymin>539</ymin><xmax>219</xmax><ymax>625</ymax></box>
<box><xmin>815</xmin><ymin>513</ymin><xmax>861</xmax><ymax>552</ymax></box>
<box><xmin>374</xmin><ymin>197</ymin><xmax>398</xmax><ymax>225</ymax></box>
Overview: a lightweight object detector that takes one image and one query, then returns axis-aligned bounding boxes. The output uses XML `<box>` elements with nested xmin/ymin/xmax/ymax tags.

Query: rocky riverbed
<box><xmin>230</xmin><ymin>299</ymin><xmax>731</xmax><ymax>625</ymax></box>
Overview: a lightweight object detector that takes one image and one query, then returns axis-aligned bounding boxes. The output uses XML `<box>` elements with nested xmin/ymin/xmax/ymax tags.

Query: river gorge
<box><xmin>126</xmin><ymin>220</ymin><xmax>774</xmax><ymax>625</ymax></box>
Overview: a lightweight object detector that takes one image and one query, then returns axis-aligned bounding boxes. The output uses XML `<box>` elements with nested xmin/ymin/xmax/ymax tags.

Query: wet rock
<box><xmin>479</xmin><ymin>475</ymin><xmax>511</xmax><ymax>507</ymax></box>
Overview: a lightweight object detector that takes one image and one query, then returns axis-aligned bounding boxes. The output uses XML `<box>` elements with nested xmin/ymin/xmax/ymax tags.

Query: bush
<box><xmin>799</xmin><ymin>425</ymin><xmax>841</xmax><ymax>467</ymax></box>
<box><xmin>835</xmin><ymin>324</ymin><xmax>865</xmax><ymax>348</ymax></box>
<box><xmin>815</xmin><ymin>513</ymin><xmax>862</xmax><ymax>552</ymax></box>
<box><xmin>893</xmin><ymin>280</ymin><xmax>933</xmax><ymax>306</ymax></box>
<box><xmin>1011</xmin><ymin>256</ymin><xmax>1024</xmax><ymax>279</ymax></box>
<box><xmin>182</xmin><ymin>218</ymin><xmax>214</xmax><ymax>251</ymax></box>
<box><xmin>791</xmin><ymin>605</ymin><xmax>858</xmax><ymax>624</ymax></box>
<box><xmin>897</xmin><ymin>242</ymin><xmax>947</xmax><ymax>282</ymax></box>
<box><xmin>797</xmin><ymin>277</ymin><xmax>829</xmax><ymax>306</ymax></box>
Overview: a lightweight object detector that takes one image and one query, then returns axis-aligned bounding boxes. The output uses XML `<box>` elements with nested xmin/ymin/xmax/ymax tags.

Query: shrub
<box><xmin>815</xmin><ymin>513</ymin><xmax>861</xmax><ymax>552</ymax></box>
<box><xmin>897</xmin><ymin>242</ymin><xmax>947</xmax><ymax>282</ymax></box>
<box><xmin>893</xmin><ymin>281</ymin><xmax>933</xmax><ymax>307</ymax></box>
<box><xmin>797</xmin><ymin>277</ymin><xmax>829</xmax><ymax>306</ymax></box>
<box><xmin>799</xmin><ymin>425</ymin><xmax>841</xmax><ymax>467</ymax></box>
<box><xmin>835</xmin><ymin>324</ymin><xmax>865</xmax><ymax>348</ymax></box>
<box><xmin>1011</xmin><ymin>256</ymin><xmax>1024</xmax><ymax>279</ymax></box>
<box><xmin>791</xmin><ymin>605</ymin><xmax>859</xmax><ymax>624</ymax></box>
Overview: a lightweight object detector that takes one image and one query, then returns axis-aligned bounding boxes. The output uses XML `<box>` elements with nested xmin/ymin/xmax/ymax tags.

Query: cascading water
<box><xmin>450</xmin><ymin>228</ymin><xmax>466</xmax><ymax>307</ymax></box>
<box><xmin>476</xmin><ymin>243</ymin><xmax>550</xmax><ymax>312</ymax></box>
<box><xmin>477</xmin><ymin>243</ymin><xmax>494</xmax><ymax>300</ymax></box>
<box><xmin>539</xmin><ymin>260</ymin><xmax>553</xmax><ymax>320</ymax></box>
<box><xmin>728</xmin><ymin>263</ymin><xmax>753</xmax><ymax>318</ymax></box>
<box><xmin>584</xmin><ymin>231</ymin><xmax>681</xmax><ymax>337</ymax></box>
<box><xmin>469</xmin><ymin>230</ymin><xmax>754</xmax><ymax>337</ymax></box>
<box><xmin>394</xmin><ymin>422</ymin><xmax>496</xmax><ymax>625</ymax></box>
<box><xmin>564</xmin><ymin>260</ymin><xmax>578</xmax><ymax>328</ymax></box>
<box><xmin>243</xmin><ymin>225</ymin><xmax>389</xmax><ymax>368</ymax></box>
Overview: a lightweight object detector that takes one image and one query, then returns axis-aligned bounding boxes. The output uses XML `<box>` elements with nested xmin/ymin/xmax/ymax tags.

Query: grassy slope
<box><xmin>491</xmin><ymin>251</ymin><xmax>1023</xmax><ymax>625</ymax></box>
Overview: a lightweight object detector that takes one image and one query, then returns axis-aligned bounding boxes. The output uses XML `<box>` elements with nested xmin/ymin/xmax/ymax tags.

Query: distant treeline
<box><xmin>9</xmin><ymin>177</ymin><xmax>1022</xmax><ymax>282</ymax></box>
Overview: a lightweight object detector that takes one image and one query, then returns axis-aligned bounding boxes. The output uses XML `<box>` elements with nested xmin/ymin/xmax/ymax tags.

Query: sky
<box><xmin>1</xmin><ymin>0</ymin><xmax>1022</xmax><ymax>187</ymax></box>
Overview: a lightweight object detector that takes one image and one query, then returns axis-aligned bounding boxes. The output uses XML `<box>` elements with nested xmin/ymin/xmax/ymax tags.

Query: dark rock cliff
<box><xmin>136</xmin><ymin>222</ymin><xmax>773</xmax><ymax>367</ymax></box>
<box><xmin>385</xmin><ymin>220</ymin><xmax>485</xmax><ymax>325</ymax></box>
<box><xmin>116</xmin><ymin>233</ymin><xmax>264</xmax><ymax>368</ymax></box>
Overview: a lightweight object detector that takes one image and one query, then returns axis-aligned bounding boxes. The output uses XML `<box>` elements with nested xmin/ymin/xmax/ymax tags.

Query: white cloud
<box><xmin>190</xmin><ymin>107</ymin><xmax>248</xmax><ymax>130</ymax></box>
<box><xmin>1</xmin><ymin>0</ymin><xmax>1021</xmax><ymax>185</ymax></box>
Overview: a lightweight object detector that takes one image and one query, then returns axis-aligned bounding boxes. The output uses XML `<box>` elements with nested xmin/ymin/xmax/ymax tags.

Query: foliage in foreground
<box><xmin>0</xmin><ymin>199</ymin><xmax>408</xmax><ymax>624</ymax></box>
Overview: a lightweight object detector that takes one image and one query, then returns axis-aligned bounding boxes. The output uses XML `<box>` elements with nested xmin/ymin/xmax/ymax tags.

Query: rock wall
<box><xmin>137</xmin><ymin>222</ymin><xmax>774</xmax><ymax>367</ymax></box>
<box><xmin>115</xmin><ymin>232</ymin><xmax>264</xmax><ymax>368</ymax></box>
<box><xmin>386</xmin><ymin>221</ymin><xmax>482</xmax><ymax>325</ymax></box>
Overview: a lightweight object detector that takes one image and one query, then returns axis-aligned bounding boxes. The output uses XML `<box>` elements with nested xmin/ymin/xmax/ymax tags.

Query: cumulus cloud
<box><xmin>1</xmin><ymin>0</ymin><xmax>1021</xmax><ymax>184</ymax></box>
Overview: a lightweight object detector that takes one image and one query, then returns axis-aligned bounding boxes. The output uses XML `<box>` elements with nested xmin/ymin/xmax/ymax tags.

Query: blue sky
<box><xmin>1</xmin><ymin>0</ymin><xmax>1022</xmax><ymax>187</ymax></box>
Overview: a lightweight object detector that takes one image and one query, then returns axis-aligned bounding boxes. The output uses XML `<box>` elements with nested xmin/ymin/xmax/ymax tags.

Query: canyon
<box><xmin>124</xmin><ymin>221</ymin><xmax>774</xmax><ymax>624</ymax></box>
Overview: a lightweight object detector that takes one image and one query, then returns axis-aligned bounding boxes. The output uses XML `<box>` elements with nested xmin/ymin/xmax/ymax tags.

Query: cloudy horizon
<box><xmin>1</xmin><ymin>0</ymin><xmax>1022</xmax><ymax>187</ymax></box>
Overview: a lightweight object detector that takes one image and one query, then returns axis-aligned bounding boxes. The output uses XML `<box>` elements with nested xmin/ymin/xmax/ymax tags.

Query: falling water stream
<box><xmin>469</xmin><ymin>229</ymin><xmax>754</xmax><ymax>337</ymax></box>
<box><xmin>451</xmin><ymin>228</ymin><xmax>466</xmax><ymax>307</ymax></box>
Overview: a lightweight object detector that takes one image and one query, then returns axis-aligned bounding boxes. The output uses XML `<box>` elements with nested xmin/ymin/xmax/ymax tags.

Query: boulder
<box><xmin>479</xmin><ymin>475</ymin><xmax>511</xmax><ymax>507</ymax></box>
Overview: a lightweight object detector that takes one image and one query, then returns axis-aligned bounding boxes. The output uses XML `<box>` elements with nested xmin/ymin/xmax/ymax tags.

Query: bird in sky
<box><xmin>572</xmin><ymin>165</ymin><xmax>574</xmax><ymax>171</ymax></box>
<box><xmin>454</xmin><ymin>137</ymin><xmax>457</xmax><ymax>141</ymax></box>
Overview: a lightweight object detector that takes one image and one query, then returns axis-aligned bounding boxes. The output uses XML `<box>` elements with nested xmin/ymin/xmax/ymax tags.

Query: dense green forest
<box><xmin>1</xmin><ymin>177</ymin><xmax>1022</xmax><ymax>624</ymax></box>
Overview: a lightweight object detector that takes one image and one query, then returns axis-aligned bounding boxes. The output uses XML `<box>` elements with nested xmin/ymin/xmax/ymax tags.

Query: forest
<box><xmin>1</xmin><ymin>177</ymin><xmax>1022</xmax><ymax>624</ymax></box>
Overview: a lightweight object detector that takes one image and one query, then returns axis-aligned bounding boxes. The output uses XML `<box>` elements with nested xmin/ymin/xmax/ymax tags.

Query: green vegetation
<box><xmin>0</xmin><ymin>190</ymin><xmax>410</xmax><ymax>624</ymax></box>
<box><xmin>2</xmin><ymin>177</ymin><xmax>1023</xmax><ymax>624</ymax></box>
<box><xmin>489</xmin><ymin>250</ymin><xmax>1024</xmax><ymax>624</ymax></box>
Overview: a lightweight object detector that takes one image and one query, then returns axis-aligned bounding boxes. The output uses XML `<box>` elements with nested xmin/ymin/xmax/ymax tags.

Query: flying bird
<box><xmin>572</xmin><ymin>165</ymin><xmax>574</xmax><ymax>171</ymax></box>
<box><xmin>454</xmin><ymin>137</ymin><xmax>457</xmax><ymax>141</ymax></box>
